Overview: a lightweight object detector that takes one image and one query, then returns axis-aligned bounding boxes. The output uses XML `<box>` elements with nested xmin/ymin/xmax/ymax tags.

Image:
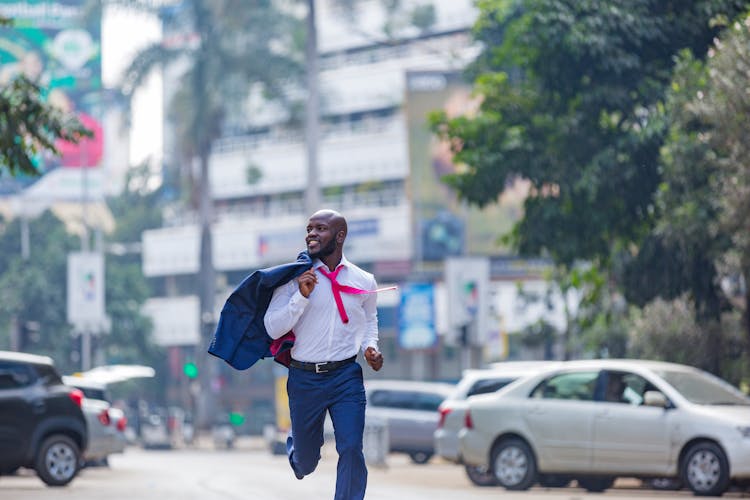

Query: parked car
<box><xmin>0</xmin><ymin>351</ymin><xmax>88</xmax><ymax>486</ymax></box>
<box><xmin>62</xmin><ymin>376</ymin><xmax>127</xmax><ymax>466</ymax></box>
<box><xmin>435</xmin><ymin>361</ymin><xmax>558</xmax><ymax>486</ymax></box>
<box><xmin>460</xmin><ymin>359</ymin><xmax>750</xmax><ymax>496</ymax></box>
<box><xmin>140</xmin><ymin>408</ymin><xmax>172</xmax><ymax>449</ymax></box>
<box><xmin>365</xmin><ymin>379</ymin><xmax>454</xmax><ymax>464</ymax></box>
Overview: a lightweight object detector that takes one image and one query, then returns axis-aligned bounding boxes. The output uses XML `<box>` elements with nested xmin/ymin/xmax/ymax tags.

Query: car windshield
<box><xmin>657</xmin><ymin>369</ymin><xmax>750</xmax><ymax>406</ymax></box>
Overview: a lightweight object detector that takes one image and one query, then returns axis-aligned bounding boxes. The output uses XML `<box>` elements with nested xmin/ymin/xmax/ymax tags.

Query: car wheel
<box><xmin>539</xmin><ymin>474</ymin><xmax>572</xmax><ymax>488</ymax></box>
<box><xmin>464</xmin><ymin>464</ymin><xmax>498</xmax><ymax>487</ymax></box>
<box><xmin>577</xmin><ymin>476</ymin><xmax>615</xmax><ymax>492</ymax></box>
<box><xmin>34</xmin><ymin>434</ymin><xmax>80</xmax><ymax>487</ymax></box>
<box><xmin>491</xmin><ymin>437</ymin><xmax>537</xmax><ymax>491</ymax></box>
<box><xmin>408</xmin><ymin>451</ymin><xmax>432</xmax><ymax>464</ymax></box>
<box><xmin>681</xmin><ymin>441</ymin><xmax>730</xmax><ymax>497</ymax></box>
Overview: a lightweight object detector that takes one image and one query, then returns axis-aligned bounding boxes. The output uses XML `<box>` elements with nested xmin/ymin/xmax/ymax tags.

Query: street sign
<box><xmin>67</xmin><ymin>251</ymin><xmax>106</xmax><ymax>332</ymax></box>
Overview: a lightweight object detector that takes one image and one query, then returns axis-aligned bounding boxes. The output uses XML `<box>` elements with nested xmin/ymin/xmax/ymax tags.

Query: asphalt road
<box><xmin>2</xmin><ymin>439</ymin><xmax>749</xmax><ymax>499</ymax></box>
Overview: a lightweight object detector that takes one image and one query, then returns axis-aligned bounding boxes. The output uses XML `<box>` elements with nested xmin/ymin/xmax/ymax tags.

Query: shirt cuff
<box><xmin>362</xmin><ymin>341</ymin><xmax>378</xmax><ymax>353</ymax></box>
<box><xmin>289</xmin><ymin>289</ymin><xmax>310</xmax><ymax>309</ymax></box>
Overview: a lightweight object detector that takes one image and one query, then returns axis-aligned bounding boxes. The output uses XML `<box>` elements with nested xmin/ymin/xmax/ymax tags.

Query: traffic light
<box><xmin>183</xmin><ymin>362</ymin><xmax>198</xmax><ymax>379</ymax></box>
<box><xmin>228</xmin><ymin>412</ymin><xmax>245</xmax><ymax>426</ymax></box>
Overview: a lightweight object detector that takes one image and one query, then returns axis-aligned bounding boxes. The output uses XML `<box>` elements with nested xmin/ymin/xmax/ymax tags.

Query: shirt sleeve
<box><xmin>360</xmin><ymin>275</ymin><xmax>379</xmax><ymax>353</ymax></box>
<box><xmin>263</xmin><ymin>279</ymin><xmax>309</xmax><ymax>340</ymax></box>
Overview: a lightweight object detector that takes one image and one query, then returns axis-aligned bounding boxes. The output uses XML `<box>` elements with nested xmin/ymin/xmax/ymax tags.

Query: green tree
<box><xmin>0</xmin><ymin>76</ymin><xmax>90</xmax><ymax>177</ymax></box>
<box><xmin>698</xmin><ymin>15</ymin><xmax>750</xmax><ymax>351</ymax></box>
<box><xmin>431</xmin><ymin>0</ymin><xmax>747</xmax><ymax>266</ymax></box>
<box><xmin>631</xmin><ymin>15</ymin><xmax>750</xmax><ymax>369</ymax></box>
<box><xmin>622</xmin><ymin>50</ymin><xmax>730</xmax><ymax>373</ymax></box>
<box><xmin>0</xmin><ymin>212</ymin><xmax>80</xmax><ymax>372</ymax></box>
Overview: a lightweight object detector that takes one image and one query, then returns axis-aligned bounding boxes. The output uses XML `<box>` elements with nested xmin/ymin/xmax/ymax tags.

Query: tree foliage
<box><xmin>630</xmin><ymin>15</ymin><xmax>750</xmax><ymax>356</ymax></box>
<box><xmin>0</xmin><ymin>212</ymin><xmax>79</xmax><ymax>372</ymax></box>
<box><xmin>431</xmin><ymin>1</ymin><xmax>750</xmax><ymax>374</ymax></box>
<box><xmin>432</xmin><ymin>0</ymin><xmax>748</xmax><ymax>266</ymax></box>
<box><xmin>0</xmin><ymin>76</ymin><xmax>90</xmax><ymax>177</ymax></box>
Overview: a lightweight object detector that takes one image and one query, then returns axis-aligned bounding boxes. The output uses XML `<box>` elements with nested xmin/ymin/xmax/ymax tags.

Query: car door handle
<box><xmin>32</xmin><ymin>400</ymin><xmax>46</xmax><ymax>414</ymax></box>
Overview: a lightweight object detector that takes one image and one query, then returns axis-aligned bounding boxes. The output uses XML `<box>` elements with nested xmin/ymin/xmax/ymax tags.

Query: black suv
<box><xmin>0</xmin><ymin>351</ymin><xmax>88</xmax><ymax>486</ymax></box>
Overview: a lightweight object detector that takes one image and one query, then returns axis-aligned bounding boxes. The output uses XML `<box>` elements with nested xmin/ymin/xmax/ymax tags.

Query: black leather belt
<box><xmin>289</xmin><ymin>355</ymin><xmax>356</xmax><ymax>374</ymax></box>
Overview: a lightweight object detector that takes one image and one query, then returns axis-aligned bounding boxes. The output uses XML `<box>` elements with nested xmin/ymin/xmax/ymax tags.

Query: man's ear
<box><xmin>336</xmin><ymin>230</ymin><xmax>346</xmax><ymax>243</ymax></box>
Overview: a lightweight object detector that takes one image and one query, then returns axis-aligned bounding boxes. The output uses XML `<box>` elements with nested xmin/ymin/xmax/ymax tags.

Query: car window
<box><xmin>412</xmin><ymin>392</ymin><xmax>446</xmax><ymax>411</ymax></box>
<box><xmin>466</xmin><ymin>377</ymin><xmax>515</xmax><ymax>397</ymax></box>
<box><xmin>34</xmin><ymin>364</ymin><xmax>63</xmax><ymax>385</ymax></box>
<box><xmin>370</xmin><ymin>390</ymin><xmax>413</xmax><ymax>409</ymax></box>
<box><xmin>530</xmin><ymin>371</ymin><xmax>598</xmax><ymax>401</ymax></box>
<box><xmin>656</xmin><ymin>369</ymin><xmax>750</xmax><ymax>406</ymax></box>
<box><xmin>369</xmin><ymin>389</ymin><xmax>445</xmax><ymax>411</ymax></box>
<box><xmin>0</xmin><ymin>361</ymin><xmax>35</xmax><ymax>389</ymax></box>
<box><xmin>76</xmin><ymin>386</ymin><xmax>108</xmax><ymax>401</ymax></box>
<box><xmin>602</xmin><ymin>371</ymin><xmax>657</xmax><ymax>405</ymax></box>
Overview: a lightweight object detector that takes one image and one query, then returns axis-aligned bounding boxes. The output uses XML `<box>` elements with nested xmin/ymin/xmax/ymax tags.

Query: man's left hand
<box><xmin>364</xmin><ymin>347</ymin><xmax>383</xmax><ymax>371</ymax></box>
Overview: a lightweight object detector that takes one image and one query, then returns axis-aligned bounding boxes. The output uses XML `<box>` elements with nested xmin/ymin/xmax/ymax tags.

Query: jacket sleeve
<box><xmin>263</xmin><ymin>279</ymin><xmax>309</xmax><ymax>339</ymax></box>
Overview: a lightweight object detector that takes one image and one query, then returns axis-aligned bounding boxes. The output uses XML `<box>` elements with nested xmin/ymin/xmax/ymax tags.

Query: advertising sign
<box><xmin>398</xmin><ymin>282</ymin><xmax>437</xmax><ymax>350</ymax></box>
<box><xmin>0</xmin><ymin>0</ymin><xmax>103</xmax><ymax>199</ymax></box>
<box><xmin>67</xmin><ymin>251</ymin><xmax>105</xmax><ymax>332</ymax></box>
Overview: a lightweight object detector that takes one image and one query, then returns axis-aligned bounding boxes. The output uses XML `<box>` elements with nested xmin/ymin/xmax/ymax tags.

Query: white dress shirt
<box><xmin>263</xmin><ymin>254</ymin><xmax>379</xmax><ymax>363</ymax></box>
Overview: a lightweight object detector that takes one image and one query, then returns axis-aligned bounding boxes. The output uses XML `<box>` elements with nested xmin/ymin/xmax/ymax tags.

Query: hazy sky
<box><xmin>101</xmin><ymin>7</ymin><xmax>162</xmax><ymax>166</ymax></box>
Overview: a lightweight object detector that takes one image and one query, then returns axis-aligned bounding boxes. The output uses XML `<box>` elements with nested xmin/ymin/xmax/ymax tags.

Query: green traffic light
<box><xmin>229</xmin><ymin>412</ymin><xmax>245</xmax><ymax>426</ymax></box>
<box><xmin>183</xmin><ymin>362</ymin><xmax>198</xmax><ymax>379</ymax></box>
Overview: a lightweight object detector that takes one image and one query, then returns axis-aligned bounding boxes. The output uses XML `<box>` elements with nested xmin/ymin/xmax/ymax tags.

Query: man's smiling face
<box><xmin>306</xmin><ymin>215</ymin><xmax>338</xmax><ymax>259</ymax></box>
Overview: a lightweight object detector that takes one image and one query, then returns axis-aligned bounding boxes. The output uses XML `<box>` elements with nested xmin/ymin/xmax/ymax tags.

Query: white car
<box><xmin>434</xmin><ymin>361</ymin><xmax>559</xmax><ymax>486</ymax></box>
<box><xmin>62</xmin><ymin>377</ymin><xmax>127</xmax><ymax>466</ymax></box>
<box><xmin>460</xmin><ymin>359</ymin><xmax>750</xmax><ymax>496</ymax></box>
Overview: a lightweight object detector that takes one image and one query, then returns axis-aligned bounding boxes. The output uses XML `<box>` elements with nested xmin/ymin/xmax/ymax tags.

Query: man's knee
<box><xmin>293</xmin><ymin>448</ymin><xmax>322</xmax><ymax>475</ymax></box>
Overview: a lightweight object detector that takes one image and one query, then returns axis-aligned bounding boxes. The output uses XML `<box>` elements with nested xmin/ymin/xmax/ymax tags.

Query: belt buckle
<box><xmin>315</xmin><ymin>362</ymin><xmax>328</xmax><ymax>374</ymax></box>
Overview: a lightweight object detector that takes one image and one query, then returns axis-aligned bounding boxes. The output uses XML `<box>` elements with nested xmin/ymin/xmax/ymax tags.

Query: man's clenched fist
<box><xmin>364</xmin><ymin>347</ymin><xmax>383</xmax><ymax>371</ymax></box>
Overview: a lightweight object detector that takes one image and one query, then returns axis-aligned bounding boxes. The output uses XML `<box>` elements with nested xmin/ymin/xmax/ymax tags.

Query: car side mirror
<box><xmin>643</xmin><ymin>390</ymin><xmax>669</xmax><ymax>408</ymax></box>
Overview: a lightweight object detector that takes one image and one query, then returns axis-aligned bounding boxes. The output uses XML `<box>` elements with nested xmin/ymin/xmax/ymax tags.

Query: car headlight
<box><xmin>738</xmin><ymin>426</ymin><xmax>750</xmax><ymax>438</ymax></box>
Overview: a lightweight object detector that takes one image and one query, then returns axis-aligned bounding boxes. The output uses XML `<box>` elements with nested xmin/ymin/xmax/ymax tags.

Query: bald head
<box><xmin>309</xmin><ymin>209</ymin><xmax>347</xmax><ymax>237</ymax></box>
<box><xmin>306</xmin><ymin>209</ymin><xmax>347</xmax><ymax>263</ymax></box>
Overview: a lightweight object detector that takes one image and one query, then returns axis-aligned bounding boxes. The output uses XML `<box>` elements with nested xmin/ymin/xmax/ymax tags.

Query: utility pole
<box><xmin>304</xmin><ymin>0</ymin><xmax>321</xmax><ymax>215</ymax></box>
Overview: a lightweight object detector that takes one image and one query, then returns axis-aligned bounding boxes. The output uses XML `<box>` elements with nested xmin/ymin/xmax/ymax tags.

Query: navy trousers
<box><xmin>286</xmin><ymin>361</ymin><xmax>367</xmax><ymax>500</ymax></box>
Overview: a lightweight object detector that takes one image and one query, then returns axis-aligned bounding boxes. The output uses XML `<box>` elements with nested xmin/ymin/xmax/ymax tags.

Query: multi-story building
<box><xmin>141</xmin><ymin>0</ymin><xmax>566</xmax><ymax>431</ymax></box>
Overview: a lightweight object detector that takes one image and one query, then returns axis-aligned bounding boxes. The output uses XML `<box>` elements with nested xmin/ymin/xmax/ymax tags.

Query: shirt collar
<box><xmin>313</xmin><ymin>254</ymin><xmax>350</xmax><ymax>272</ymax></box>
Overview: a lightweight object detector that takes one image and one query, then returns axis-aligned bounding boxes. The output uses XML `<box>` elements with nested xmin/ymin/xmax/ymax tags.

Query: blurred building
<box><xmin>141</xmin><ymin>0</ymin><xmax>567</xmax><ymax>432</ymax></box>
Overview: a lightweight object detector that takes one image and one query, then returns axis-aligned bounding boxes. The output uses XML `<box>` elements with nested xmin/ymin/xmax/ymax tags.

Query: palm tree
<box><xmin>118</xmin><ymin>0</ymin><xmax>300</xmax><ymax>426</ymax></box>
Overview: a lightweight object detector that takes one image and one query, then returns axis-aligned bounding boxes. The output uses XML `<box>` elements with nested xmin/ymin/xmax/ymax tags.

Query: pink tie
<box><xmin>317</xmin><ymin>265</ymin><xmax>396</xmax><ymax>324</ymax></box>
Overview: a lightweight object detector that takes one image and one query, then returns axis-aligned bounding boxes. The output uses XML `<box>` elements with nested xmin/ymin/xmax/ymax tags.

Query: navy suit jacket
<box><xmin>207</xmin><ymin>251</ymin><xmax>312</xmax><ymax>370</ymax></box>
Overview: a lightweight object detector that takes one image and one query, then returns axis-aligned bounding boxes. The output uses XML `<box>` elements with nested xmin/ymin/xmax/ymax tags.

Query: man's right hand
<box><xmin>297</xmin><ymin>269</ymin><xmax>318</xmax><ymax>298</ymax></box>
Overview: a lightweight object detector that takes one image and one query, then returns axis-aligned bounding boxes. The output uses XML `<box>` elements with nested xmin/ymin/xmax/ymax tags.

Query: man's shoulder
<box><xmin>345</xmin><ymin>260</ymin><xmax>375</xmax><ymax>283</ymax></box>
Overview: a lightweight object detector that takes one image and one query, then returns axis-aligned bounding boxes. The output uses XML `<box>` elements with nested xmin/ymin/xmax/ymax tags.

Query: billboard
<box><xmin>67</xmin><ymin>251</ymin><xmax>106</xmax><ymax>332</ymax></box>
<box><xmin>0</xmin><ymin>0</ymin><xmax>103</xmax><ymax>199</ymax></box>
<box><xmin>398</xmin><ymin>282</ymin><xmax>437</xmax><ymax>350</ymax></box>
<box><xmin>405</xmin><ymin>71</ymin><xmax>528</xmax><ymax>262</ymax></box>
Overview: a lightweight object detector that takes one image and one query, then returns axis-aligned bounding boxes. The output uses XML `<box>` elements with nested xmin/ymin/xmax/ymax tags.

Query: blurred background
<box><xmin>0</xmin><ymin>0</ymin><xmax>748</xmax><ymax>441</ymax></box>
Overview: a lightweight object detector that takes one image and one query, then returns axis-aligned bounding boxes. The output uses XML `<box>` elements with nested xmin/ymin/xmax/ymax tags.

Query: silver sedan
<box><xmin>460</xmin><ymin>359</ymin><xmax>750</xmax><ymax>496</ymax></box>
